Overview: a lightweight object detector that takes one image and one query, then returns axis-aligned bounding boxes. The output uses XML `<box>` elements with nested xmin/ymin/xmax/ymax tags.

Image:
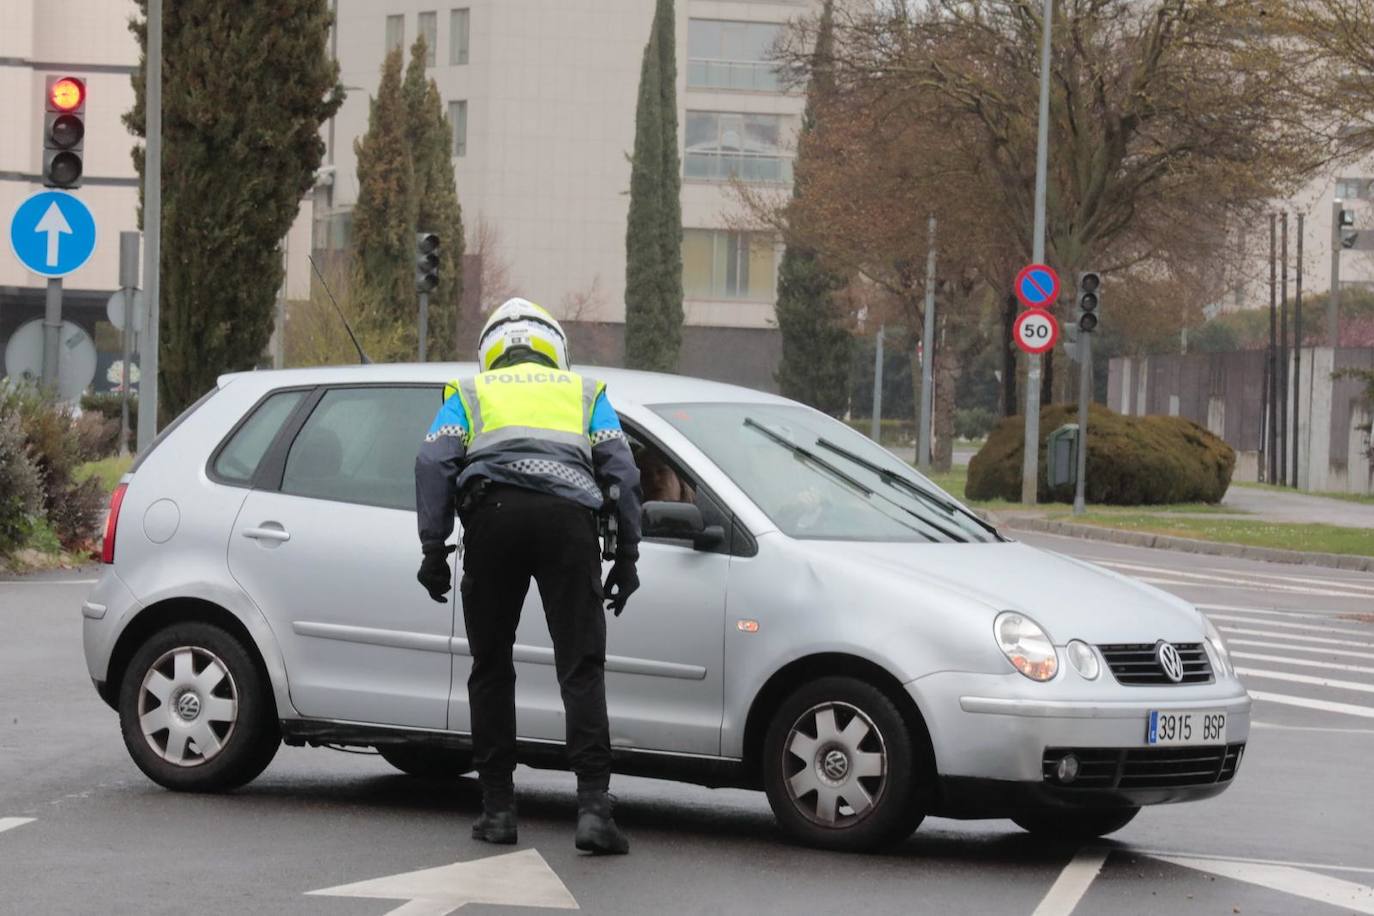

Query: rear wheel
<box><xmin>1012</xmin><ymin>807</ymin><xmax>1140</xmax><ymax>839</ymax></box>
<box><xmin>118</xmin><ymin>622</ymin><xmax>279</xmax><ymax>792</ymax></box>
<box><xmin>762</xmin><ymin>676</ymin><xmax>927</xmax><ymax>852</ymax></box>
<box><xmin>377</xmin><ymin>745</ymin><xmax>473</xmax><ymax>780</ymax></box>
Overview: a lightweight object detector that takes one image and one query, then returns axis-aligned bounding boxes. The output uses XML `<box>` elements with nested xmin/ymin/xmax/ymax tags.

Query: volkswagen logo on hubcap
<box><xmin>176</xmin><ymin>692</ymin><xmax>202</xmax><ymax>721</ymax></box>
<box><xmin>1156</xmin><ymin>641</ymin><xmax>1185</xmax><ymax>683</ymax></box>
<box><xmin>821</xmin><ymin>749</ymin><xmax>849</xmax><ymax>781</ymax></box>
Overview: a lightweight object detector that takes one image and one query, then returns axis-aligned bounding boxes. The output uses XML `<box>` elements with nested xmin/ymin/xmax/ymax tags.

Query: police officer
<box><xmin>414</xmin><ymin>298</ymin><xmax>641</xmax><ymax>855</ymax></box>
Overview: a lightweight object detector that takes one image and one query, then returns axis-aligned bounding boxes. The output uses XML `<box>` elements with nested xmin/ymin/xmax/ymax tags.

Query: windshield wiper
<box><xmin>815</xmin><ymin>437</ymin><xmax>1002</xmax><ymax>539</ymax></box>
<box><xmin>744</xmin><ymin>418</ymin><xmax>967</xmax><ymax>543</ymax></box>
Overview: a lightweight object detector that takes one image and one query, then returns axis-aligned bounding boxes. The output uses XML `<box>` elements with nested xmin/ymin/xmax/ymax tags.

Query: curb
<box><xmin>1001</xmin><ymin>517</ymin><xmax>1374</xmax><ymax>573</ymax></box>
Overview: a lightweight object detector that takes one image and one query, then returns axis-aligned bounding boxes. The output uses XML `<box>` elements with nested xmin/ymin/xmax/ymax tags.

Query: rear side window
<box><xmin>212</xmin><ymin>390</ymin><xmax>307</xmax><ymax>484</ymax></box>
<box><xmin>281</xmin><ymin>386</ymin><xmax>440</xmax><ymax>510</ymax></box>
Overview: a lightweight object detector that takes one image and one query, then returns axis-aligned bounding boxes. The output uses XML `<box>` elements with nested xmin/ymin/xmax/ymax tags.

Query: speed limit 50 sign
<box><xmin>1014</xmin><ymin>308</ymin><xmax>1059</xmax><ymax>355</ymax></box>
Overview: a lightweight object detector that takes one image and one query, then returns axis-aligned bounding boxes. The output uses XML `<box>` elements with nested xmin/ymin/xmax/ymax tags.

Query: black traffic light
<box><xmin>1077</xmin><ymin>271</ymin><xmax>1101</xmax><ymax>333</ymax></box>
<box><xmin>1340</xmin><ymin>209</ymin><xmax>1359</xmax><ymax>249</ymax></box>
<box><xmin>415</xmin><ymin>232</ymin><xmax>439</xmax><ymax>293</ymax></box>
<box><xmin>43</xmin><ymin>76</ymin><xmax>85</xmax><ymax>189</ymax></box>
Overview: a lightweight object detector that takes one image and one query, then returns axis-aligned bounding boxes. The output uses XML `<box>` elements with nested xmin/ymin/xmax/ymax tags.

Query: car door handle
<box><xmin>242</xmin><ymin>525</ymin><xmax>290</xmax><ymax>543</ymax></box>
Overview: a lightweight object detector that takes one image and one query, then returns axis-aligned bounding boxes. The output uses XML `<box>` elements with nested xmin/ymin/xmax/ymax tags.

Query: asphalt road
<box><xmin>2</xmin><ymin>537</ymin><xmax>1372</xmax><ymax>916</ymax></box>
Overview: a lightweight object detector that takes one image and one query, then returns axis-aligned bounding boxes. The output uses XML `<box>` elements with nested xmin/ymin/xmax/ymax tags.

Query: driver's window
<box><xmin>631</xmin><ymin>438</ymin><xmax>698</xmax><ymax>506</ymax></box>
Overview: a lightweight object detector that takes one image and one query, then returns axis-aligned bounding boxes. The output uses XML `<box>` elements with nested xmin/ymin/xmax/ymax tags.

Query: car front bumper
<box><xmin>907</xmin><ymin>670</ymin><xmax>1252</xmax><ymax>813</ymax></box>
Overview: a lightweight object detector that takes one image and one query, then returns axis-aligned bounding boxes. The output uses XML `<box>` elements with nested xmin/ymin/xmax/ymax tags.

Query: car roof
<box><xmin>216</xmin><ymin>363</ymin><xmax>794</xmax><ymax>408</ymax></box>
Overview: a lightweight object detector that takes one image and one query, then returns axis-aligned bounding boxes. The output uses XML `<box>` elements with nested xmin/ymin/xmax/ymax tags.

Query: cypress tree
<box><xmin>125</xmin><ymin>0</ymin><xmax>342</xmax><ymax>418</ymax></box>
<box><xmin>624</xmin><ymin>0</ymin><xmax>683</xmax><ymax>371</ymax></box>
<box><xmin>775</xmin><ymin>0</ymin><xmax>851</xmax><ymax>415</ymax></box>
<box><xmin>351</xmin><ymin>47</ymin><xmax>417</xmax><ymax>356</ymax></box>
<box><xmin>403</xmin><ymin>38</ymin><xmax>465</xmax><ymax>359</ymax></box>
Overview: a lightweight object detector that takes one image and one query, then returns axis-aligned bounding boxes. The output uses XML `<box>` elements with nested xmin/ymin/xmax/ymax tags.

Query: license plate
<box><xmin>1147</xmin><ymin>710</ymin><xmax>1227</xmax><ymax>746</ymax></box>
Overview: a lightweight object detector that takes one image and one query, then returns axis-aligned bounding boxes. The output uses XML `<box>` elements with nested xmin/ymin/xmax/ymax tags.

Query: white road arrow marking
<box><xmin>34</xmin><ymin>202</ymin><xmax>73</xmax><ymax>267</ymax></box>
<box><xmin>0</xmin><ymin>818</ymin><xmax>35</xmax><ymax>835</ymax></box>
<box><xmin>1154</xmin><ymin>854</ymin><xmax>1374</xmax><ymax>914</ymax></box>
<box><xmin>306</xmin><ymin>848</ymin><xmax>578</xmax><ymax>914</ymax></box>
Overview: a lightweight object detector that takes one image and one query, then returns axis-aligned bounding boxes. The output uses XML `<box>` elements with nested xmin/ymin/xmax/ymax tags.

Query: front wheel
<box><xmin>118</xmin><ymin>622</ymin><xmax>279</xmax><ymax>792</ymax></box>
<box><xmin>762</xmin><ymin>676</ymin><xmax>927</xmax><ymax>852</ymax></box>
<box><xmin>1012</xmin><ymin>806</ymin><xmax>1140</xmax><ymax>839</ymax></box>
<box><xmin>378</xmin><ymin>745</ymin><xmax>473</xmax><ymax>780</ymax></box>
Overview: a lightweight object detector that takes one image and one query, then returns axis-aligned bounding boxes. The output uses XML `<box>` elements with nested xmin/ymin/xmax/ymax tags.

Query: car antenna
<box><xmin>307</xmin><ymin>254</ymin><xmax>371</xmax><ymax>365</ymax></box>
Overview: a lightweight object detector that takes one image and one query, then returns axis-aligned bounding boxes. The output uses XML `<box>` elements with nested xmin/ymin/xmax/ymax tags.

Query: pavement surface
<box><xmin>2</xmin><ymin>541</ymin><xmax>1373</xmax><ymax>915</ymax></box>
<box><xmin>1221</xmin><ymin>485</ymin><xmax>1374</xmax><ymax>527</ymax></box>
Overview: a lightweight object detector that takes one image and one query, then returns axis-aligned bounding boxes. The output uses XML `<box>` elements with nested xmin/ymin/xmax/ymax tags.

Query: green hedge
<box><xmin>844</xmin><ymin>419</ymin><xmax>916</xmax><ymax>446</ymax></box>
<box><xmin>967</xmin><ymin>403</ymin><xmax>1235</xmax><ymax>505</ymax></box>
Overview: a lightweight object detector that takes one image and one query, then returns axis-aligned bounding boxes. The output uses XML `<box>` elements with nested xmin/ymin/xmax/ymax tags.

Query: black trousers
<box><xmin>459</xmin><ymin>484</ymin><xmax>611</xmax><ymax>804</ymax></box>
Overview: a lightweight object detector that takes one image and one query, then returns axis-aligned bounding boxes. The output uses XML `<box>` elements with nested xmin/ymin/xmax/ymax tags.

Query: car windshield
<box><xmin>652</xmin><ymin>403</ymin><xmax>1001</xmax><ymax>543</ymax></box>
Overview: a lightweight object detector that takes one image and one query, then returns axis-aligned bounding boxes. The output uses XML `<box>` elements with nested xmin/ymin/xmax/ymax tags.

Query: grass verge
<box><xmin>1049</xmin><ymin>514</ymin><xmax>1374</xmax><ymax>558</ymax></box>
<box><xmin>74</xmin><ymin>455</ymin><xmax>133</xmax><ymax>493</ymax></box>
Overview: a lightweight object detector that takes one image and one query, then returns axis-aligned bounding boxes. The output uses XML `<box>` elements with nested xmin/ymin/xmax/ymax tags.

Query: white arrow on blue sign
<box><xmin>8</xmin><ymin>190</ymin><xmax>97</xmax><ymax>279</ymax></box>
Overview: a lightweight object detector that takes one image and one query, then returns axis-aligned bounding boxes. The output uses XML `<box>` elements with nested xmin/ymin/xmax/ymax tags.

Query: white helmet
<box><xmin>476</xmin><ymin>298</ymin><xmax>570</xmax><ymax>371</ymax></box>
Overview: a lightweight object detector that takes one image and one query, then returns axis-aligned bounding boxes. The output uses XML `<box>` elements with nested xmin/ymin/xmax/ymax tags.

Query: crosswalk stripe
<box><xmin>1092</xmin><ymin>560</ymin><xmax>1371</xmax><ymax>598</ymax></box>
<box><xmin>1200</xmin><ymin>603</ymin><xmax>1350</xmax><ymax>620</ymax></box>
<box><xmin>1199</xmin><ymin>566</ymin><xmax>1374</xmax><ymax>595</ymax></box>
<box><xmin>1217</xmin><ymin>625</ymin><xmax>1374</xmax><ymax>649</ymax></box>
<box><xmin>0</xmin><ymin>818</ymin><xmax>34</xmax><ymax>835</ymax></box>
<box><xmin>1232</xmin><ymin>650</ymin><xmax>1374</xmax><ymax>676</ymax></box>
<box><xmin>1236</xmin><ymin>667</ymin><xmax>1374</xmax><ymax>695</ymax></box>
<box><xmin>1207</xmin><ymin>613</ymin><xmax>1374</xmax><ymax>638</ymax></box>
<box><xmin>1227</xmin><ymin>638</ymin><xmax>1374</xmax><ymax>661</ymax></box>
<box><xmin>1248</xmin><ymin>690</ymin><xmax>1374</xmax><ymax>719</ymax></box>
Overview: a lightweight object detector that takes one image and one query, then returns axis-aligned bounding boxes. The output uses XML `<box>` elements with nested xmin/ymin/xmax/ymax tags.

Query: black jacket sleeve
<box><xmin>415</xmin><ymin>398</ymin><xmax>469</xmax><ymax>551</ymax></box>
<box><xmin>589</xmin><ymin>392</ymin><xmax>642</xmax><ymax>558</ymax></box>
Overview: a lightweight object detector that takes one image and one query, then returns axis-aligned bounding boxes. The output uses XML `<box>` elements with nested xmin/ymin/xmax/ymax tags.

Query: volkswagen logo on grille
<box><xmin>1156</xmin><ymin>641</ymin><xmax>1185</xmax><ymax>683</ymax></box>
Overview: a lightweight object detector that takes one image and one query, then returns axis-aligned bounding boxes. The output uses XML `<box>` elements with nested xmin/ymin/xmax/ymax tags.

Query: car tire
<box><xmin>1012</xmin><ymin>806</ymin><xmax>1140</xmax><ymax>839</ymax></box>
<box><xmin>118</xmin><ymin>622</ymin><xmax>279</xmax><ymax>792</ymax></box>
<box><xmin>762</xmin><ymin>676</ymin><xmax>926</xmax><ymax>852</ymax></box>
<box><xmin>377</xmin><ymin>745</ymin><xmax>473</xmax><ymax>780</ymax></box>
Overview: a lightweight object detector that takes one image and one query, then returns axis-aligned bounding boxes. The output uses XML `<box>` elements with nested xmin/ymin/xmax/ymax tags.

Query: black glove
<box><xmin>417</xmin><ymin>544</ymin><xmax>457</xmax><ymax>603</ymax></box>
<box><xmin>602</xmin><ymin>557</ymin><xmax>639</xmax><ymax>617</ymax></box>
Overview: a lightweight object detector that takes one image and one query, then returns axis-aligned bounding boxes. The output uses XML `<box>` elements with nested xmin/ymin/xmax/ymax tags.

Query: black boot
<box><xmin>575</xmin><ymin>790</ymin><xmax>629</xmax><ymax>855</ymax></box>
<box><xmin>472</xmin><ymin>803</ymin><xmax>518</xmax><ymax>844</ymax></box>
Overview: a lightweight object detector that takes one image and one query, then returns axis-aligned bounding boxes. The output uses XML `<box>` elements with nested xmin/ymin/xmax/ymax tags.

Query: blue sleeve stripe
<box><xmin>427</xmin><ymin>395</ymin><xmax>470</xmax><ymax>435</ymax></box>
<box><xmin>588</xmin><ymin>390</ymin><xmax>622</xmax><ymax>433</ymax></box>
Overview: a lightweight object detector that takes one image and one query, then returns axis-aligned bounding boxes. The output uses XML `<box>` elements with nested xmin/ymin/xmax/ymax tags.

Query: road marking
<box><xmin>1254</xmin><ymin>721</ymin><xmax>1374</xmax><ymax>735</ymax></box>
<box><xmin>1227</xmin><ymin>638</ymin><xmax>1374</xmax><ymax>661</ymax></box>
<box><xmin>0</xmin><ymin>818</ymin><xmax>34</xmax><ymax>835</ymax></box>
<box><xmin>1138</xmin><ymin>848</ymin><xmax>1374</xmax><ymax>877</ymax></box>
<box><xmin>1031</xmin><ymin>846</ymin><xmax>1108</xmax><ymax>916</ymax></box>
<box><xmin>1248</xmin><ymin>690</ymin><xmax>1374</xmax><ymax>719</ymax></box>
<box><xmin>1152</xmin><ymin>854</ymin><xmax>1374</xmax><ymax>914</ymax></box>
<box><xmin>1092</xmin><ymin>560</ymin><xmax>1372</xmax><ymax>598</ymax></box>
<box><xmin>0</xmin><ymin>579</ymin><xmax>97</xmax><ymax>586</ymax></box>
<box><xmin>307</xmin><ymin>848</ymin><xmax>578</xmax><ymax>914</ymax></box>
<box><xmin>1200</xmin><ymin>603</ymin><xmax>1358</xmax><ymax>620</ymax></box>
<box><xmin>1235</xmin><ymin>667</ymin><xmax>1374</xmax><ymax>695</ymax></box>
<box><xmin>1217</xmin><ymin>625</ymin><xmax>1374</xmax><ymax>649</ymax></box>
<box><xmin>1207</xmin><ymin>613</ymin><xmax>1374</xmax><ymax>638</ymax></box>
<box><xmin>1232</xmin><ymin>650</ymin><xmax>1374</xmax><ymax>675</ymax></box>
<box><xmin>1199</xmin><ymin>566</ymin><xmax>1374</xmax><ymax>594</ymax></box>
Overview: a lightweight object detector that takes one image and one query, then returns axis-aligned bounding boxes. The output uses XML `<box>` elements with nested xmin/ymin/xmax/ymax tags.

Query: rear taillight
<box><xmin>101</xmin><ymin>483</ymin><xmax>128</xmax><ymax>564</ymax></box>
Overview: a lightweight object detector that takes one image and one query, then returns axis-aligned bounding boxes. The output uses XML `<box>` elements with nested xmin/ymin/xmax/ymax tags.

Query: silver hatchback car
<box><xmin>83</xmin><ymin>364</ymin><xmax>1250</xmax><ymax>851</ymax></box>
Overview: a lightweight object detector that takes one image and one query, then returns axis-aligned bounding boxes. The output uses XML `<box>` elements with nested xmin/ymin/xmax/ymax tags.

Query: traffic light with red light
<box><xmin>43</xmin><ymin>75</ymin><xmax>86</xmax><ymax>189</ymax></box>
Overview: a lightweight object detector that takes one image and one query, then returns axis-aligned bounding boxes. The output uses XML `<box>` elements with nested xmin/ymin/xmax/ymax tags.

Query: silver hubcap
<box><xmin>783</xmin><ymin>701</ymin><xmax>887</xmax><ymax>828</ymax></box>
<box><xmin>138</xmin><ymin>646</ymin><xmax>238</xmax><ymax>767</ymax></box>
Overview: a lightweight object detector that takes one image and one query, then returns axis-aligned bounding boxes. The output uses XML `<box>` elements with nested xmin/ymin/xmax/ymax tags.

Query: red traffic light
<box><xmin>49</xmin><ymin>77</ymin><xmax>85</xmax><ymax>112</ymax></box>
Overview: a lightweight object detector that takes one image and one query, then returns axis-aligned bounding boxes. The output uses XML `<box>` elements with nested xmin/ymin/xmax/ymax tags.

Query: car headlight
<box><xmin>1202</xmin><ymin>614</ymin><xmax>1234</xmax><ymax>677</ymax></box>
<box><xmin>1065</xmin><ymin>639</ymin><xmax>1100</xmax><ymax>680</ymax></box>
<box><xmin>994</xmin><ymin>612</ymin><xmax>1059</xmax><ymax>681</ymax></box>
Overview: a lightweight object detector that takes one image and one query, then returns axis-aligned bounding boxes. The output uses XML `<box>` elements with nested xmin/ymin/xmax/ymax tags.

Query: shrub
<box><xmin>0</xmin><ymin>412</ymin><xmax>43</xmax><ymax>556</ymax></box>
<box><xmin>954</xmin><ymin>407</ymin><xmax>997</xmax><ymax>441</ymax></box>
<box><xmin>3</xmin><ymin>383</ymin><xmax>106</xmax><ymax>550</ymax></box>
<box><xmin>967</xmin><ymin>403</ymin><xmax>1235</xmax><ymax>505</ymax></box>
<box><xmin>73</xmin><ymin>410</ymin><xmax>121</xmax><ymax>461</ymax></box>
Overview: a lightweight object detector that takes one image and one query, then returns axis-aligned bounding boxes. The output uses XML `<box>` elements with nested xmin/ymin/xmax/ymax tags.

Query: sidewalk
<box><xmin>1220</xmin><ymin>485</ymin><xmax>1374</xmax><ymax>527</ymax></box>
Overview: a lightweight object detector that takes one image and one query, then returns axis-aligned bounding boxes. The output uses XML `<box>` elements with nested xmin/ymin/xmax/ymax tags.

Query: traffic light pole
<box><xmin>1329</xmin><ymin>199</ymin><xmax>1341</xmax><ymax>348</ymax></box>
<box><xmin>41</xmin><ymin>278</ymin><xmax>62</xmax><ymax>389</ymax></box>
<box><xmin>137</xmin><ymin>0</ymin><xmax>163</xmax><ymax>452</ymax></box>
<box><xmin>1072</xmin><ymin>329</ymin><xmax>1091</xmax><ymax>515</ymax></box>
<box><xmin>870</xmin><ymin>325</ymin><xmax>884</xmax><ymax>442</ymax></box>
<box><xmin>1021</xmin><ymin>0</ymin><xmax>1054</xmax><ymax>505</ymax></box>
<box><xmin>1293</xmin><ymin>213</ymin><xmax>1304</xmax><ymax>488</ymax></box>
<box><xmin>918</xmin><ymin>216</ymin><xmax>936</xmax><ymax>472</ymax></box>
<box><xmin>118</xmin><ymin>231</ymin><xmax>140</xmax><ymax>458</ymax></box>
<box><xmin>417</xmin><ymin>292</ymin><xmax>429</xmax><ymax>362</ymax></box>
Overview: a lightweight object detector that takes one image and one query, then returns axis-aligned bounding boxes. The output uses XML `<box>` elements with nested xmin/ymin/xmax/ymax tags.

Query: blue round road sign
<box><xmin>1014</xmin><ymin>263</ymin><xmax>1060</xmax><ymax>308</ymax></box>
<box><xmin>8</xmin><ymin>190</ymin><xmax>97</xmax><ymax>278</ymax></box>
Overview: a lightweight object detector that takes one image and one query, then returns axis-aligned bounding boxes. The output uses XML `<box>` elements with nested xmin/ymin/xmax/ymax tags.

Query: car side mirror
<box><xmin>642</xmin><ymin>501</ymin><xmax>725</xmax><ymax>550</ymax></box>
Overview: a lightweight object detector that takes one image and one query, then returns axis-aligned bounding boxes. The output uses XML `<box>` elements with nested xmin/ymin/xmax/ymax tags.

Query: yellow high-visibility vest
<box><xmin>446</xmin><ymin>366</ymin><xmax>604</xmax><ymax>457</ymax></box>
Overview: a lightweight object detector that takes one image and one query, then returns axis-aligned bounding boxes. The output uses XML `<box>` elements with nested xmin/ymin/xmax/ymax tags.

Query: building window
<box><xmin>385</xmin><ymin>14</ymin><xmax>404</xmax><ymax>53</ymax></box>
<box><xmin>682</xmin><ymin>230</ymin><xmax>777</xmax><ymax>301</ymax></box>
<box><xmin>684</xmin><ymin>111</ymin><xmax>792</xmax><ymax>183</ymax></box>
<box><xmin>687</xmin><ymin>19</ymin><xmax>782</xmax><ymax>91</ymax></box>
<box><xmin>450</xmin><ymin>8</ymin><xmax>470</xmax><ymax>65</ymax></box>
<box><xmin>418</xmin><ymin>12</ymin><xmax>437</xmax><ymax>66</ymax></box>
<box><xmin>449</xmin><ymin>100</ymin><xmax>467</xmax><ymax>156</ymax></box>
<box><xmin>1336</xmin><ymin>177</ymin><xmax>1372</xmax><ymax>200</ymax></box>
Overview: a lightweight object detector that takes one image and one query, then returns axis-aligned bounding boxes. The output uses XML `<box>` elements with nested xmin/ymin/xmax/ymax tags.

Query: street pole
<box><xmin>118</xmin><ymin>232</ymin><xmax>140</xmax><ymax>458</ymax></box>
<box><xmin>137</xmin><ymin>0</ymin><xmax>163</xmax><ymax>452</ymax></box>
<box><xmin>1021</xmin><ymin>0</ymin><xmax>1054</xmax><ymax>505</ymax></box>
<box><xmin>40</xmin><ymin>278</ymin><xmax>62</xmax><ymax>390</ymax></box>
<box><xmin>1293</xmin><ymin>212</ymin><xmax>1304</xmax><ymax>489</ymax></box>
<box><xmin>918</xmin><ymin>216</ymin><xmax>936</xmax><ymax>472</ymax></box>
<box><xmin>1329</xmin><ymin>199</ymin><xmax>1341</xmax><ymax>348</ymax></box>
<box><xmin>1072</xmin><ymin>329</ymin><xmax>1091</xmax><ymax>515</ymax></box>
<box><xmin>417</xmin><ymin>291</ymin><xmax>430</xmax><ymax>362</ymax></box>
<box><xmin>870</xmin><ymin>325</ymin><xmax>884</xmax><ymax>442</ymax></box>
<box><xmin>1267</xmin><ymin>213</ymin><xmax>1277</xmax><ymax>484</ymax></box>
<box><xmin>1279</xmin><ymin>212</ymin><xmax>1289</xmax><ymax>487</ymax></box>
